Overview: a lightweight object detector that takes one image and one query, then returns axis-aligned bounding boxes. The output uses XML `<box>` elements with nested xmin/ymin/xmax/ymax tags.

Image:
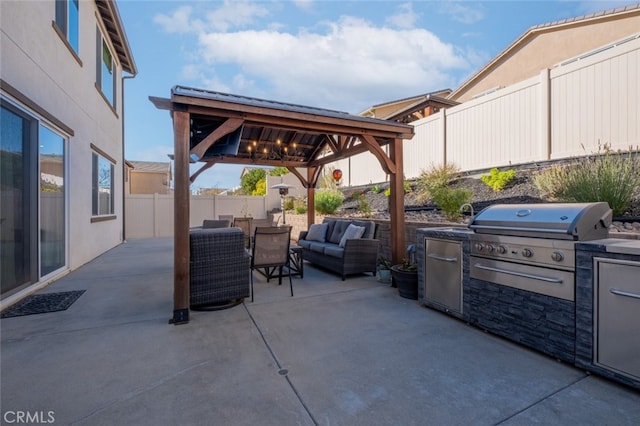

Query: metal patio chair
<box><xmin>249</xmin><ymin>226</ymin><xmax>293</xmax><ymax>302</ymax></box>
<box><xmin>233</xmin><ymin>217</ymin><xmax>253</xmax><ymax>249</ymax></box>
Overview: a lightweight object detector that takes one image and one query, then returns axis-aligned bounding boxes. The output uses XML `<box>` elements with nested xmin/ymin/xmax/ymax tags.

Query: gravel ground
<box><xmin>337</xmin><ymin>168</ymin><xmax>640</xmax><ymax>235</ymax></box>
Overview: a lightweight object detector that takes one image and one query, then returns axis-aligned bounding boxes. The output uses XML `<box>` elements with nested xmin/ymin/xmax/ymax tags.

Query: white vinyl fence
<box><xmin>125</xmin><ymin>173</ymin><xmax>307</xmax><ymax>239</ymax></box>
<box><xmin>339</xmin><ymin>34</ymin><xmax>640</xmax><ymax>186</ymax></box>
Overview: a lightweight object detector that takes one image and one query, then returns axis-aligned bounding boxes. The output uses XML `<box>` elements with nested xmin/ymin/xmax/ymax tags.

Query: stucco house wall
<box><xmin>1</xmin><ymin>0</ymin><xmax>135</xmax><ymax>301</ymax></box>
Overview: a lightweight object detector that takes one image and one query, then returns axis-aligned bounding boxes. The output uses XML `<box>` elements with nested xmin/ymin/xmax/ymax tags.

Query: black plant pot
<box><xmin>391</xmin><ymin>265</ymin><xmax>418</xmax><ymax>300</ymax></box>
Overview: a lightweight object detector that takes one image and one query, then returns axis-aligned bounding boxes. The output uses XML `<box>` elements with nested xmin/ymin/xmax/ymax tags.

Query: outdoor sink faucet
<box><xmin>460</xmin><ymin>203</ymin><xmax>474</xmax><ymax>218</ymax></box>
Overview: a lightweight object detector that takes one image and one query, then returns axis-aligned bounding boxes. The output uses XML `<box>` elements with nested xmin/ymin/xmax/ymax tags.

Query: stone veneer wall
<box><xmin>465</xmin><ymin>279</ymin><xmax>576</xmax><ymax>363</ymax></box>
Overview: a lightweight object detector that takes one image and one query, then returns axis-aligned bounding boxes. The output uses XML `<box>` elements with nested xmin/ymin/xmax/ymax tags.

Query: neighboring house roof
<box><xmin>95</xmin><ymin>0</ymin><xmax>137</xmax><ymax>75</ymax></box>
<box><xmin>448</xmin><ymin>3</ymin><xmax>640</xmax><ymax>101</ymax></box>
<box><xmin>129</xmin><ymin>161</ymin><xmax>171</xmax><ymax>174</ymax></box>
<box><xmin>359</xmin><ymin>89</ymin><xmax>458</xmax><ymax>123</ymax></box>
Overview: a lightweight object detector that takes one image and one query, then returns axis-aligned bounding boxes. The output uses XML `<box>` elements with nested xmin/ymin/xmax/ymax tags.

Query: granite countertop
<box><xmin>578</xmin><ymin>239</ymin><xmax>640</xmax><ymax>256</ymax></box>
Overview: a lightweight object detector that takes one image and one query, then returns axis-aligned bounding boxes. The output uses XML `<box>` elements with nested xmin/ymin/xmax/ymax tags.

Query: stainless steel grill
<box><xmin>468</xmin><ymin>202</ymin><xmax>612</xmax><ymax>299</ymax></box>
<box><xmin>468</xmin><ymin>202</ymin><xmax>612</xmax><ymax>241</ymax></box>
<box><xmin>465</xmin><ymin>202</ymin><xmax>613</xmax><ymax>363</ymax></box>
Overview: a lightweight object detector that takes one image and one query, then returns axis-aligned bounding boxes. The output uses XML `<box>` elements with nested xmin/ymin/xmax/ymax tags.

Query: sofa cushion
<box><xmin>328</xmin><ymin>220</ymin><xmax>352</xmax><ymax>244</ymax></box>
<box><xmin>339</xmin><ymin>224</ymin><xmax>366</xmax><ymax>248</ymax></box>
<box><xmin>309</xmin><ymin>242</ymin><xmax>327</xmax><ymax>254</ymax></box>
<box><xmin>306</xmin><ymin>223</ymin><xmax>328</xmax><ymax>242</ymax></box>
<box><xmin>324</xmin><ymin>245</ymin><xmax>345</xmax><ymax>258</ymax></box>
<box><xmin>298</xmin><ymin>239</ymin><xmax>313</xmax><ymax>249</ymax></box>
<box><xmin>351</xmin><ymin>220</ymin><xmax>376</xmax><ymax>239</ymax></box>
<box><xmin>323</xmin><ymin>219</ymin><xmax>337</xmax><ymax>241</ymax></box>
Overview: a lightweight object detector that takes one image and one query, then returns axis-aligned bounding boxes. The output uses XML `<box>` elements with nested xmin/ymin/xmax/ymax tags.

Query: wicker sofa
<box><xmin>189</xmin><ymin>227</ymin><xmax>250</xmax><ymax>309</ymax></box>
<box><xmin>298</xmin><ymin>218</ymin><xmax>379</xmax><ymax>280</ymax></box>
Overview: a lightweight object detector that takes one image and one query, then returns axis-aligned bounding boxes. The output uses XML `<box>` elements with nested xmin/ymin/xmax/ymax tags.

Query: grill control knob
<box><xmin>497</xmin><ymin>245</ymin><xmax>507</xmax><ymax>254</ymax></box>
<box><xmin>474</xmin><ymin>243</ymin><xmax>484</xmax><ymax>252</ymax></box>
<box><xmin>522</xmin><ymin>248</ymin><xmax>534</xmax><ymax>258</ymax></box>
<box><xmin>486</xmin><ymin>245</ymin><xmax>495</xmax><ymax>253</ymax></box>
<box><xmin>551</xmin><ymin>251</ymin><xmax>564</xmax><ymax>262</ymax></box>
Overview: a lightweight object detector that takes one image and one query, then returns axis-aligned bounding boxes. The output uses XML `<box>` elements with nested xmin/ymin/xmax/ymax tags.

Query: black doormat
<box><xmin>1</xmin><ymin>290</ymin><xmax>86</xmax><ymax>318</ymax></box>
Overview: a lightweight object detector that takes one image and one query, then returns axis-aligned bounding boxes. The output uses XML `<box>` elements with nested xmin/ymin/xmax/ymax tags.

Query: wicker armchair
<box><xmin>189</xmin><ymin>227</ymin><xmax>250</xmax><ymax>310</ymax></box>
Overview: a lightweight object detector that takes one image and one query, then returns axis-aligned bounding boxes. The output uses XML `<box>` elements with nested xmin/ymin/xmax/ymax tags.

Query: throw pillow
<box><xmin>306</xmin><ymin>223</ymin><xmax>328</xmax><ymax>242</ymax></box>
<box><xmin>339</xmin><ymin>224</ymin><xmax>366</xmax><ymax>248</ymax></box>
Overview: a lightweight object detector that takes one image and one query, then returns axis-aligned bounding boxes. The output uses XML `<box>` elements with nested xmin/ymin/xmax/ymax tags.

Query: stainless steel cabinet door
<box><xmin>424</xmin><ymin>239</ymin><xmax>462</xmax><ymax>314</ymax></box>
<box><xmin>595</xmin><ymin>258</ymin><xmax>640</xmax><ymax>381</ymax></box>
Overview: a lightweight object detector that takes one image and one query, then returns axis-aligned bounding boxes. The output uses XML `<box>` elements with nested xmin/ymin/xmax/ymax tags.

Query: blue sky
<box><xmin>118</xmin><ymin>0</ymin><xmax>635</xmax><ymax>190</ymax></box>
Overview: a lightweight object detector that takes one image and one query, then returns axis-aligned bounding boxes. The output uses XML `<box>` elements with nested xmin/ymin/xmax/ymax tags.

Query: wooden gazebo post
<box><xmin>171</xmin><ymin>110</ymin><xmax>190</xmax><ymax>324</ymax></box>
<box><xmin>388</xmin><ymin>138</ymin><xmax>406</xmax><ymax>265</ymax></box>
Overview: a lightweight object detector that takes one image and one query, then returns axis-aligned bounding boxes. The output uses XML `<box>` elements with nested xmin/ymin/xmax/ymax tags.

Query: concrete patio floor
<box><xmin>1</xmin><ymin>237</ymin><xmax>639</xmax><ymax>425</ymax></box>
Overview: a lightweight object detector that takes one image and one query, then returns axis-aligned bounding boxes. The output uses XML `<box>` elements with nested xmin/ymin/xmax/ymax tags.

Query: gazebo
<box><xmin>150</xmin><ymin>86</ymin><xmax>415</xmax><ymax>324</ymax></box>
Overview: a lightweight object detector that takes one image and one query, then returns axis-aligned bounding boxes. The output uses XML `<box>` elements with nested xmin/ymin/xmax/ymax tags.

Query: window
<box><xmin>55</xmin><ymin>0</ymin><xmax>79</xmax><ymax>54</ymax></box>
<box><xmin>96</xmin><ymin>29</ymin><xmax>116</xmax><ymax>107</ymax></box>
<box><xmin>92</xmin><ymin>152</ymin><xmax>114</xmax><ymax>216</ymax></box>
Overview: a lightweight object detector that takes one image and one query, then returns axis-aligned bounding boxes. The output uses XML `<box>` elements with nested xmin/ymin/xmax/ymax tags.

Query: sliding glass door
<box><xmin>39</xmin><ymin>126</ymin><xmax>65</xmax><ymax>276</ymax></box>
<box><xmin>1</xmin><ymin>105</ymin><xmax>36</xmax><ymax>294</ymax></box>
<box><xmin>1</xmin><ymin>103</ymin><xmax>67</xmax><ymax>296</ymax></box>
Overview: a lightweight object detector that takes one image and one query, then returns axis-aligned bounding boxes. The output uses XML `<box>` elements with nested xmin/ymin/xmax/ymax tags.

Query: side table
<box><xmin>288</xmin><ymin>245</ymin><xmax>304</xmax><ymax>278</ymax></box>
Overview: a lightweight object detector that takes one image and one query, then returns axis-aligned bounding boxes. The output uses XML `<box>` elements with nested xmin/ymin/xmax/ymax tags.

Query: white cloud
<box><xmin>153</xmin><ymin>6</ymin><xmax>198</xmax><ymax>34</ymax></box>
<box><xmin>292</xmin><ymin>0</ymin><xmax>315</xmax><ymax>12</ymax></box>
<box><xmin>154</xmin><ymin>0</ymin><xmax>269</xmax><ymax>34</ymax></box>
<box><xmin>438</xmin><ymin>1</ymin><xmax>484</xmax><ymax>25</ymax></box>
<box><xmin>386</xmin><ymin>3</ymin><xmax>419</xmax><ymax>29</ymax></box>
<box><xmin>188</xmin><ymin>15</ymin><xmax>468</xmax><ymax>112</ymax></box>
<box><xmin>203</xmin><ymin>0</ymin><xmax>270</xmax><ymax>32</ymax></box>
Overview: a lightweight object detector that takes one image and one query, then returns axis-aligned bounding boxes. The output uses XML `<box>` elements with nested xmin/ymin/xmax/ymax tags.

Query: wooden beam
<box><xmin>287</xmin><ymin>167</ymin><xmax>309</xmax><ymax>188</ymax></box>
<box><xmin>171</xmin><ymin>111</ymin><xmax>191</xmax><ymax>324</ymax></box>
<box><xmin>388</xmin><ymin>138</ymin><xmax>405</xmax><ymax>265</ymax></box>
<box><xmin>190</xmin><ymin>117</ymin><xmax>244</xmax><ymax>161</ymax></box>
<box><xmin>359</xmin><ymin>134</ymin><xmax>397</xmax><ymax>175</ymax></box>
<box><xmin>190</xmin><ymin>161</ymin><xmax>216</xmax><ymax>183</ymax></box>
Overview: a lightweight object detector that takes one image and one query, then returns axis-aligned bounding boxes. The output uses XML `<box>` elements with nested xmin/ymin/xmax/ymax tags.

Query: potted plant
<box><xmin>377</xmin><ymin>255</ymin><xmax>392</xmax><ymax>283</ymax></box>
<box><xmin>391</xmin><ymin>245</ymin><xmax>418</xmax><ymax>300</ymax></box>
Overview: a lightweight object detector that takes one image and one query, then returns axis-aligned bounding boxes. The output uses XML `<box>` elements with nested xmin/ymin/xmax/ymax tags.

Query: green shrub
<box><xmin>534</xmin><ymin>165</ymin><xmax>570</xmax><ymax>199</ymax></box>
<box><xmin>534</xmin><ymin>145</ymin><xmax>639</xmax><ymax>216</ymax></box>
<box><xmin>283</xmin><ymin>196</ymin><xmax>295</xmax><ymax>211</ymax></box>
<box><xmin>269</xmin><ymin>166</ymin><xmax>289</xmax><ymax>176</ymax></box>
<box><xmin>404</xmin><ymin>180</ymin><xmax>412</xmax><ymax>194</ymax></box>
<box><xmin>315</xmin><ymin>189</ymin><xmax>345</xmax><ymax>214</ymax></box>
<box><xmin>356</xmin><ymin>194</ymin><xmax>372</xmax><ymax>217</ymax></box>
<box><xmin>293</xmin><ymin>197</ymin><xmax>307</xmax><ymax>214</ymax></box>
<box><xmin>384</xmin><ymin>188</ymin><xmax>391</xmax><ymax>197</ymax></box>
<box><xmin>372</xmin><ymin>184</ymin><xmax>381</xmax><ymax>194</ymax></box>
<box><xmin>431</xmin><ymin>187</ymin><xmax>473</xmax><ymax>221</ymax></box>
<box><xmin>415</xmin><ymin>163</ymin><xmax>461</xmax><ymax>204</ymax></box>
<box><xmin>480</xmin><ymin>168</ymin><xmax>516</xmax><ymax>191</ymax></box>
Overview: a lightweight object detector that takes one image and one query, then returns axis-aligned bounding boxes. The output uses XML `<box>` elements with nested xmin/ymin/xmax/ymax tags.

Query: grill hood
<box><xmin>468</xmin><ymin>202</ymin><xmax>612</xmax><ymax>240</ymax></box>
